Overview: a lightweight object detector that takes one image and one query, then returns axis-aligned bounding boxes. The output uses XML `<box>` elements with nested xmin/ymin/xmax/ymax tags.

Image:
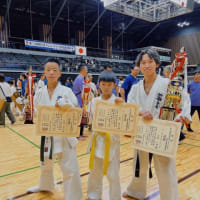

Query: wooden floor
<box><xmin>0</xmin><ymin>113</ymin><xmax>200</xmax><ymax>200</ymax></box>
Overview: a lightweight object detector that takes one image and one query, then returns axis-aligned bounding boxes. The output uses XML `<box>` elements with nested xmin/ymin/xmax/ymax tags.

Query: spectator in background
<box><xmin>8</xmin><ymin>80</ymin><xmax>16</xmax><ymax>113</ymax></box>
<box><xmin>104</xmin><ymin>65</ymin><xmax>112</xmax><ymax>71</ymax></box>
<box><xmin>35</xmin><ymin>74</ymin><xmax>45</xmax><ymax>93</ymax></box>
<box><xmin>66</xmin><ymin>78</ymin><xmax>73</xmax><ymax>90</ymax></box>
<box><xmin>0</xmin><ymin>73</ymin><xmax>15</xmax><ymax>126</ymax></box>
<box><xmin>87</xmin><ymin>73</ymin><xmax>98</xmax><ymax>97</ymax></box>
<box><xmin>20</xmin><ymin>74</ymin><xmax>27</xmax><ymax>97</ymax></box>
<box><xmin>163</xmin><ymin>65</ymin><xmax>171</xmax><ymax>78</ymax></box>
<box><xmin>44</xmin><ymin>77</ymin><xmax>48</xmax><ymax>85</ymax></box>
<box><xmin>120</xmin><ymin>66</ymin><xmax>140</xmax><ymax>102</ymax></box>
<box><xmin>8</xmin><ymin>79</ymin><xmax>16</xmax><ymax>95</ymax></box>
<box><xmin>73</xmin><ymin>66</ymin><xmax>88</xmax><ymax>139</ymax></box>
<box><xmin>118</xmin><ymin>76</ymin><xmax>124</xmax><ymax>97</ymax></box>
<box><xmin>187</xmin><ymin>69</ymin><xmax>200</xmax><ymax>132</ymax></box>
<box><xmin>73</xmin><ymin>66</ymin><xmax>88</xmax><ymax>107</ymax></box>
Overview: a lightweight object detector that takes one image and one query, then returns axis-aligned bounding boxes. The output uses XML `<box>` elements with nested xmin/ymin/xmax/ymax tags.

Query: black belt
<box><xmin>135</xmin><ymin>151</ymin><xmax>153</xmax><ymax>179</ymax></box>
<box><xmin>40</xmin><ymin>136</ymin><xmax>53</xmax><ymax>162</ymax></box>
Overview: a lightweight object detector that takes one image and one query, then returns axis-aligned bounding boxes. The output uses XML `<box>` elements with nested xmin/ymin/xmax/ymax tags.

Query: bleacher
<box><xmin>0</xmin><ymin>48</ymin><xmax>134</xmax><ymax>76</ymax></box>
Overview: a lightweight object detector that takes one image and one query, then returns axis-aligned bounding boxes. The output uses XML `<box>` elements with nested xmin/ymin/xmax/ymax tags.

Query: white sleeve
<box><xmin>175</xmin><ymin>90</ymin><xmax>192</xmax><ymax>121</ymax></box>
<box><xmin>127</xmin><ymin>84</ymin><xmax>137</xmax><ymax>104</ymax></box>
<box><xmin>34</xmin><ymin>90</ymin><xmax>42</xmax><ymax>111</ymax></box>
<box><xmin>62</xmin><ymin>88</ymin><xmax>78</xmax><ymax>107</ymax></box>
<box><xmin>88</xmin><ymin>98</ymin><xmax>95</xmax><ymax>121</ymax></box>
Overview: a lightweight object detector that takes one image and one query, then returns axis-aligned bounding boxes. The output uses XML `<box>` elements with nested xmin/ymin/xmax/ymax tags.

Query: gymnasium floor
<box><xmin>0</xmin><ymin>114</ymin><xmax>200</xmax><ymax>200</ymax></box>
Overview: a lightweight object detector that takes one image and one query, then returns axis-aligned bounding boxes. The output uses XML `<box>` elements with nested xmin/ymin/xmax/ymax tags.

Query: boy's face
<box><xmin>139</xmin><ymin>54</ymin><xmax>159</xmax><ymax>76</ymax></box>
<box><xmin>99</xmin><ymin>81</ymin><xmax>115</xmax><ymax>96</ymax></box>
<box><xmin>44</xmin><ymin>62</ymin><xmax>61</xmax><ymax>83</ymax></box>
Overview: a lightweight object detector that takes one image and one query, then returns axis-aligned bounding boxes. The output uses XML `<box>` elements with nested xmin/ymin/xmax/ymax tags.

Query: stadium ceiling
<box><xmin>0</xmin><ymin>0</ymin><xmax>200</xmax><ymax>47</ymax></box>
<box><xmin>102</xmin><ymin>0</ymin><xmax>196</xmax><ymax>22</ymax></box>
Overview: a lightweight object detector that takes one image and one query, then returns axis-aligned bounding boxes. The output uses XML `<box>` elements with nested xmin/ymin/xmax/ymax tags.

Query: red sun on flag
<box><xmin>79</xmin><ymin>48</ymin><xmax>83</xmax><ymax>54</ymax></box>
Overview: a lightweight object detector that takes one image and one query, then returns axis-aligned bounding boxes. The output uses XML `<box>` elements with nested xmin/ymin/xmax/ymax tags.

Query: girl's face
<box><xmin>139</xmin><ymin>54</ymin><xmax>159</xmax><ymax>77</ymax></box>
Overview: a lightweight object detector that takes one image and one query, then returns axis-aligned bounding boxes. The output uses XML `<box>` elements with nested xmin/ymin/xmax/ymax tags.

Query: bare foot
<box><xmin>77</xmin><ymin>137</ymin><xmax>86</xmax><ymax>141</ymax></box>
<box><xmin>122</xmin><ymin>192</ymin><xmax>134</xmax><ymax>199</ymax></box>
<box><xmin>81</xmin><ymin>135</ymin><xmax>88</xmax><ymax>137</ymax></box>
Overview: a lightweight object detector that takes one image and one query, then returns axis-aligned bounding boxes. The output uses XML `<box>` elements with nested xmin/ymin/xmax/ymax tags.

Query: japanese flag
<box><xmin>75</xmin><ymin>46</ymin><xmax>87</xmax><ymax>56</ymax></box>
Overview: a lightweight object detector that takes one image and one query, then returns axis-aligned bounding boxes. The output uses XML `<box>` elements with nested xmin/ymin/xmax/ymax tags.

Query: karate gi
<box><xmin>87</xmin><ymin>94</ymin><xmax>121</xmax><ymax>200</ymax></box>
<box><xmin>32</xmin><ymin>82</ymin><xmax>82</xmax><ymax>200</ymax></box>
<box><xmin>35</xmin><ymin>79</ymin><xmax>45</xmax><ymax>94</ymax></box>
<box><xmin>126</xmin><ymin>75</ymin><xmax>191</xmax><ymax>200</ymax></box>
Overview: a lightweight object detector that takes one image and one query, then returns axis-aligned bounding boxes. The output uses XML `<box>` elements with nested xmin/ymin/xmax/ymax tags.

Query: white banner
<box><xmin>24</xmin><ymin>39</ymin><xmax>75</xmax><ymax>53</ymax></box>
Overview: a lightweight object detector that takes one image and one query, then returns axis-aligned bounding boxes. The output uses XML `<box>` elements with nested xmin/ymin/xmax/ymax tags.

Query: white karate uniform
<box><xmin>33</xmin><ymin>82</ymin><xmax>82</xmax><ymax>200</ymax></box>
<box><xmin>10</xmin><ymin>85</ymin><xmax>16</xmax><ymax>111</ymax></box>
<box><xmin>87</xmin><ymin>94</ymin><xmax>121</xmax><ymax>200</ymax></box>
<box><xmin>35</xmin><ymin>79</ymin><xmax>45</xmax><ymax>94</ymax></box>
<box><xmin>126</xmin><ymin>75</ymin><xmax>191</xmax><ymax>200</ymax></box>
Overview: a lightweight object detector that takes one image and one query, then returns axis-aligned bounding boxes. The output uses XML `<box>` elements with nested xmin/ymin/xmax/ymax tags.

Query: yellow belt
<box><xmin>89</xmin><ymin>132</ymin><xmax>111</xmax><ymax>175</ymax></box>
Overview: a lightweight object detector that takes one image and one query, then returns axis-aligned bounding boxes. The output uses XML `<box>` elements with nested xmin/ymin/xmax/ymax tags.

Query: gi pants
<box><xmin>87</xmin><ymin>148</ymin><xmax>121</xmax><ymax>200</ymax></box>
<box><xmin>39</xmin><ymin>142</ymin><xmax>82</xmax><ymax>200</ymax></box>
<box><xmin>126</xmin><ymin>150</ymin><xmax>178</xmax><ymax>200</ymax></box>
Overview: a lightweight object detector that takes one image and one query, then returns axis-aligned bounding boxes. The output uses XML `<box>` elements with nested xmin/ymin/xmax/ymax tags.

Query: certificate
<box><xmin>35</xmin><ymin>105</ymin><xmax>82</xmax><ymax>137</ymax></box>
<box><xmin>132</xmin><ymin>117</ymin><xmax>181</xmax><ymax>158</ymax></box>
<box><xmin>92</xmin><ymin>100</ymin><xmax>139</xmax><ymax>135</ymax></box>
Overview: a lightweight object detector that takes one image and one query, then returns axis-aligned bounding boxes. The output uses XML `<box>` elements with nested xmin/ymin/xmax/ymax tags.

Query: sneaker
<box><xmin>187</xmin><ymin>127</ymin><xmax>194</xmax><ymax>132</ymax></box>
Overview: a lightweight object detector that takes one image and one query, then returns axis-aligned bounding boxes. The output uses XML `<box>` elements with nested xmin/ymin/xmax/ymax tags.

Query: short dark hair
<box><xmin>104</xmin><ymin>65</ymin><xmax>112</xmax><ymax>70</ymax></box>
<box><xmin>20</xmin><ymin>74</ymin><xmax>26</xmax><ymax>79</ymax></box>
<box><xmin>136</xmin><ymin>49</ymin><xmax>160</xmax><ymax>67</ymax></box>
<box><xmin>99</xmin><ymin>71</ymin><xmax>116</xmax><ymax>83</ymax></box>
<box><xmin>80</xmin><ymin>65</ymin><xmax>87</xmax><ymax>72</ymax></box>
<box><xmin>0</xmin><ymin>73</ymin><xmax>5</xmax><ymax>82</ymax></box>
<box><xmin>131</xmin><ymin>65</ymin><xmax>139</xmax><ymax>70</ymax></box>
<box><xmin>8</xmin><ymin>80</ymin><xmax>14</xmax><ymax>85</ymax></box>
<box><xmin>44</xmin><ymin>58</ymin><xmax>60</xmax><ymax>67</ymax></box>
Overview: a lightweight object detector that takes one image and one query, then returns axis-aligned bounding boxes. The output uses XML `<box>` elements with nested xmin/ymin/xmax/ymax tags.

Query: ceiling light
<box><xmin>177</xmin><ymin>21</ymin><xmax>190</xmax><ymax>27</ymax></box>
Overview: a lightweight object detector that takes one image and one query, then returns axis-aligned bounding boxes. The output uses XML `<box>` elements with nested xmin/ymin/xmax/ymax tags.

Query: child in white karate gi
<box><xmin>27</xmin><ymin>58</ymin><xmax>82</xmax><ymax>200</ymax></box>
<box><xmin>87</xmin><ymin>71</ymin><xmax>123</xmax><ymax>200</ymax></box>
<box><xmin>123</xmin><ymin>49</ymin><xmax>191</xmax><ymax>200</ymax></box>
